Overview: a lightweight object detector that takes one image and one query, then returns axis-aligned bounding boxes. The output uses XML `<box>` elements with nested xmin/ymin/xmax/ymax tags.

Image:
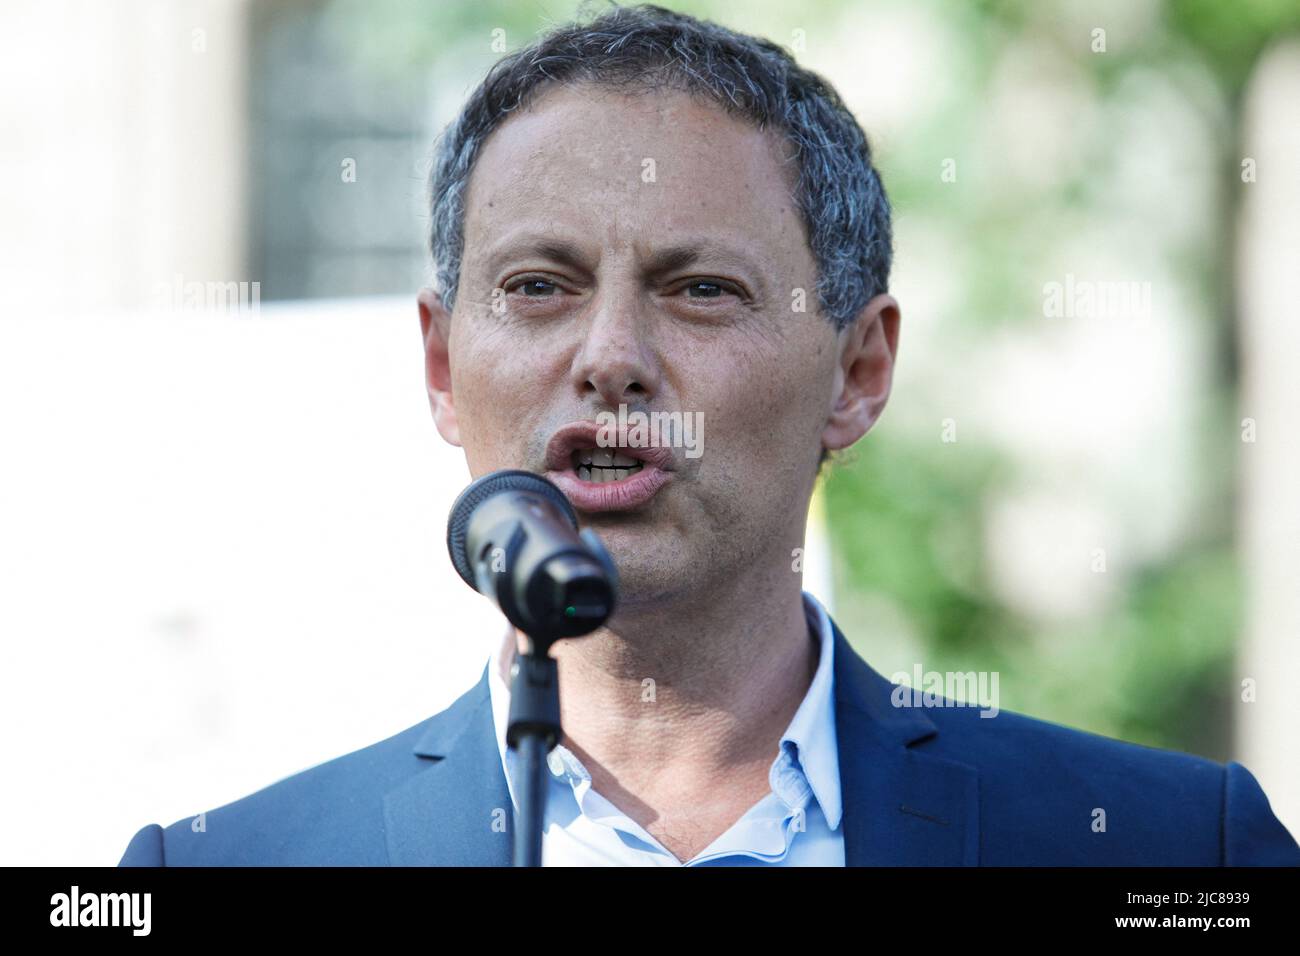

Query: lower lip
<box><xmin>544</xmin><ymin>463</ymin><xmax>673</xmax><ymax>512</ymax></box>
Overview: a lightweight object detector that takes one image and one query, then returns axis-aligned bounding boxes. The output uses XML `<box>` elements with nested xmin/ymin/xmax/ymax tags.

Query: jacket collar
<box><xmin>828</xmin><ymin>616</ymin><xmax>980</xmax><ymax>865</ymax></box>
<box><xmin>383</xmin><ymin>613</ymin><xmax>979</xmax><ymax>866</ymax></box>
<box><xmin>383</xmin><ymin>663</ymin><xmax>513</xmax><ymax>866</ymax></box>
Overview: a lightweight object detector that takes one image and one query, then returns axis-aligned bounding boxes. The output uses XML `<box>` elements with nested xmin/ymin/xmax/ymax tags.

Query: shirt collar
<box><xmin>486</xmin><ymin>590</ymin><xmax>842</xmax><ymax>829</ymax></box>
<box><xmin>487</xmin><ymin>622</ymin><xmax>522</xmax><ymax>811</ymax></box>
<box><xmin>782</xmin><ymin>589</ymin><xmax>843</xmax><ymax>829</ymax></box>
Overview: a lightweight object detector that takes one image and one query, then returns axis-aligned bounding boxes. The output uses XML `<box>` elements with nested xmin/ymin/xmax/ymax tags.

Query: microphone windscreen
<box><xmin>445</xmin><ymin>469</ymin><xmax>577</xmax><ymax>589</ymax></box>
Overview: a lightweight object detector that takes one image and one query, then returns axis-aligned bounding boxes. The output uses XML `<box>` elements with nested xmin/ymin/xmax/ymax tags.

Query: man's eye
<box><xmin>684</xmin><ymin>281</ymin><xmax>727</xmax><ymax>298</ymax></box>
<box><xmin>511</xmin><ymin>278</ymin><xmax>557</xmax><ymax>296</ymax></box>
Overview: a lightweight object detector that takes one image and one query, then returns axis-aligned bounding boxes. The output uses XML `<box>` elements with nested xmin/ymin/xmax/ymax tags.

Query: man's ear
<box><xmin>821</xmin><ymin>293</ymin><xmax>900</xmax><ymax>453</ymax></box>
<box><xmin>417</xmin><ymin>286</ymin><xmax>462</xmax><ymax>447</ymax></box>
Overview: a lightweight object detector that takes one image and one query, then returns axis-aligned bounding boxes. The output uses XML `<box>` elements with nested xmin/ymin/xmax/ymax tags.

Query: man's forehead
<box><xmin>461</xmin><ymin>85</ymin><xmax>801</xmax><ymax>272</ymax></box>
<box><xmin>475</xmin><ymin>88</ymin><xmax>785</xmax><ymax>180</ymax></box>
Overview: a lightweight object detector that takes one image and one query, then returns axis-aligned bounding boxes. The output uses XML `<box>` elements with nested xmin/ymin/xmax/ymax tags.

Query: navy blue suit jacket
<box><xmin>118</xmin><ymin>615</ymin><xmax>1300</xmax><ymax>865</ymax></box>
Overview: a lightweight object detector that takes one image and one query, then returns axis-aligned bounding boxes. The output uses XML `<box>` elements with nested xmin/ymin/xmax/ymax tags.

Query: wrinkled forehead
<box><xmin>459</xmin><ymin>82</ymin><xmax>803</xmax><ymax>268</ymax></box>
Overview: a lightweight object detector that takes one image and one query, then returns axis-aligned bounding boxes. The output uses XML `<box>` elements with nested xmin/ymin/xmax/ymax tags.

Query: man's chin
<box><xmin>599</xmin><ymin>557</ymin><xmax>700</xmax><ymax>612</ymax></box>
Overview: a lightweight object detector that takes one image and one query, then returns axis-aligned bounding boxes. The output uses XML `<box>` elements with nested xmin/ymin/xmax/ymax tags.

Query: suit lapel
<box><xmin>383</xmin><ymin>663</ymin><xmax>512</xmax><ymax>866</ymax></box>
<box><xmin>831</xmin><ymin>617</ymin><xmax>981</xmax><ymax>865</ymax></box>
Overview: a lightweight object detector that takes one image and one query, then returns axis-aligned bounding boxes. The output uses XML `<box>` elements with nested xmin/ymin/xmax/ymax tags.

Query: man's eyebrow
<box><xmin>641</xmin><ymin>242</ymin><xmax>770</xmax><ymax>300</ymax></box>
<box><xmin>641</xmin><ymin>242</ymin><xmax>765</xmax><ymax>280</ymax></box>
<box><xmin>484</xmin><ymin>237</ymin><xmax>593</xmax><ymax>276</ymax></box>
<box><xmin>485</xmin><ymin>235</ymin><xmax>767</xmax><ymax>285</ymax></box>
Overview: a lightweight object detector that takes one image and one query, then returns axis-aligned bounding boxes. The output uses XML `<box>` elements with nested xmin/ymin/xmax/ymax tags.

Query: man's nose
<box><xmin>573</xmin><ymin>287</ymin><xmax>661</xmax><ymax>408</ymax></box>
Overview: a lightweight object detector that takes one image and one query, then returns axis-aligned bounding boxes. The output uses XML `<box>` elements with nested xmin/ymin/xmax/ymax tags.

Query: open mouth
<box><xmin>570</xmin><ymin>447</ymin><xmax>646</xmax><ymax>483</ymax></box>
<box><xmin>544</xmin><ymin>423</ymin><xmax>675</xmax><ymax>512</ymax></box>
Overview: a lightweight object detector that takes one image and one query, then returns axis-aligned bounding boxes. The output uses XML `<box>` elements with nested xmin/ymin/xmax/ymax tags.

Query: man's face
<box><xmin>421</xmin><ymin>83</ymin><xmax>892</xmax><ymax>609</ymax></box>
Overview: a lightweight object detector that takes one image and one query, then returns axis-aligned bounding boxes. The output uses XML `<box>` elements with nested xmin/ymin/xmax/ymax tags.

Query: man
<box><xmin>119</xmin><ymin>3</ymin><xmax>1298</xmax><ymax>866</ymax></box>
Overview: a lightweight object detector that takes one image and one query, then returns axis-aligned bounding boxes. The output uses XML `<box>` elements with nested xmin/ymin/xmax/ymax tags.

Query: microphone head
<box><xmin>445</xmin><ymin>469</ymin><xmax>577</xmax><ymax>590</ymax></box>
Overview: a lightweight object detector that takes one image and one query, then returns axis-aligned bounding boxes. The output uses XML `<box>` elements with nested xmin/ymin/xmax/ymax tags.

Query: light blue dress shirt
<box><xmin>487</xmin><ymin>590</ymin><xmax>845</xmax><ymax>866</ymax></box>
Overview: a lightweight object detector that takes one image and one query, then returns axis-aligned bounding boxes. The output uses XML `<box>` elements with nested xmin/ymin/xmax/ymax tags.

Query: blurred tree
<box><xmin>826</xmin><ymin>0</ymin><xmax>1297</xmax><ymax>760</ymax></box>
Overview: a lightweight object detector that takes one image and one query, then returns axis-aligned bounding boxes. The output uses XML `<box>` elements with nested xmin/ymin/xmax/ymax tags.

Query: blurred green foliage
<box><xmin>823</xmin><ymin>434</ymin><xmax>1242</xmax><ymax>758</ymax></box>
<box><xmin>822</xmin><ymin>0</ymin><xmax>1292</xmax><ymax>760</ymax></box>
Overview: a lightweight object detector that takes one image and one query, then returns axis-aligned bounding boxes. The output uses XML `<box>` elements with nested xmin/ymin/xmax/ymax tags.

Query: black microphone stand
<box><xmin>506</xmin><ymin>646</ymin><xmax>562</xmax><ymax>868</ymax></box>
<box><xmin>505</xmin><ymin>582</ymin><xmax>617</xmax><ymax>866</ymax></box>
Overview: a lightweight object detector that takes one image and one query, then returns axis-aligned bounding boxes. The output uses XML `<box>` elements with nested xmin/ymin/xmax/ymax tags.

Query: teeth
<box><xmin>576</xmin><ymin>463</ymin><xmax>644</xmax><ymax>483</ymax></box>
<box><xmin>573</xmin><ymin>447</ymin><xmax>643</xmax><ymax>468</ymax></box>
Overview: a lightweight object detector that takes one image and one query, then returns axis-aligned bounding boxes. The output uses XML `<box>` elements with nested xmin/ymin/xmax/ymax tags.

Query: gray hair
<box><xmin>426</xmin><ymin>1</ymin><xmax>893</xmax><ymax>336</ymax></box>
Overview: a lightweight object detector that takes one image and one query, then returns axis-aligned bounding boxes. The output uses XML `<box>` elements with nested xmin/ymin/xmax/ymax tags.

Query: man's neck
<box><xmin>509</xmin><ymin>560</ymin><xmax>818</xmax><ymax>810</ymax></box>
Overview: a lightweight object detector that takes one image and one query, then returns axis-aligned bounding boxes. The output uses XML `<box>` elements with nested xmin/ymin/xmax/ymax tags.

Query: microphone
<box><xmin>446</xmin><ymin>469</ymin><xmax>618</xmax><ymax>647</ymax></box>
